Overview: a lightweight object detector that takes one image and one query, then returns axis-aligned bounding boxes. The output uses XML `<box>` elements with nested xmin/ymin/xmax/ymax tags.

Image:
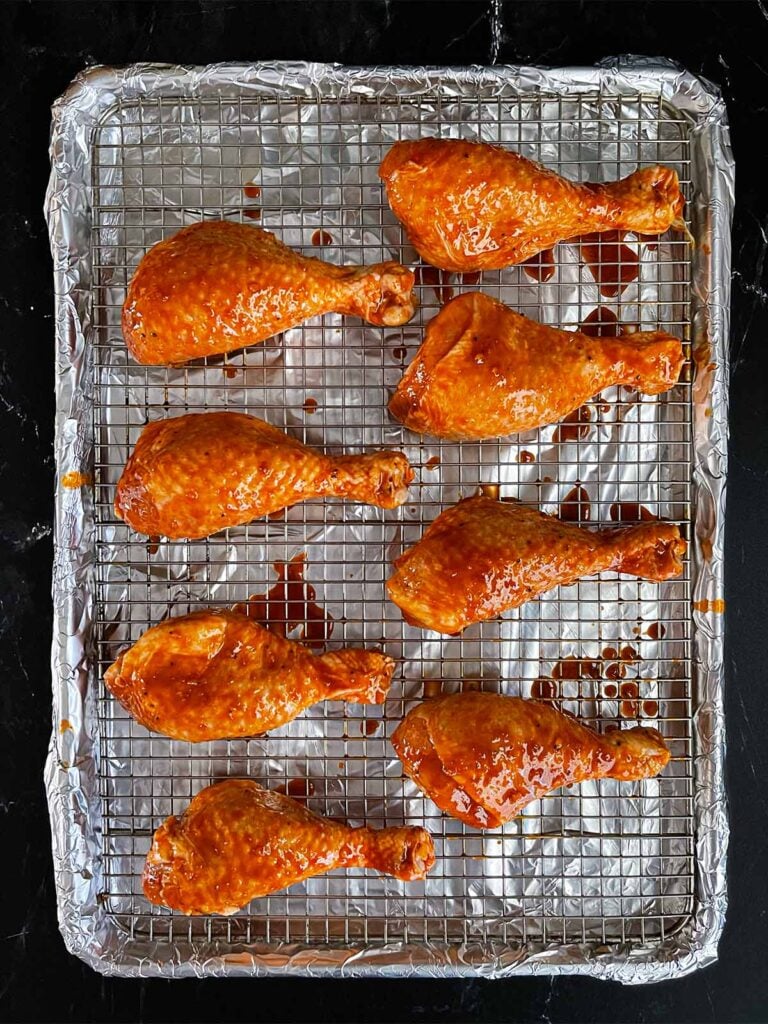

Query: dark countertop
<box><xmin>0</xmin><ymin>2</ymin><xmax>764</xmax><ymax>1021</ymax></box>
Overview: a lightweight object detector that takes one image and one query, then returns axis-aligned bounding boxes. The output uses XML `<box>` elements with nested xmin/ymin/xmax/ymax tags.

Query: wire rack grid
<box><xmin>89</xmin><ymin>86</ymin><xmax>694</xmax><ymax>960</ymax></box>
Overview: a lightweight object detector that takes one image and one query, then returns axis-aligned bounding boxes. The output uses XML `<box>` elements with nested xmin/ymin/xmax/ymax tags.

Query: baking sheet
<box><xmin>45</xmin><ymin>60</ymin><xmax>731</xmax><ymax>979</ymax></box>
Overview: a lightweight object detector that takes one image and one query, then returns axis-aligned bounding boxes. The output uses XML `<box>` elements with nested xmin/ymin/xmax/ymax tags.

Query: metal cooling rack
<box><xmin>90</xmin><ymin>87</ymin><xmax>694</xmax><ymax>957</ymax></box>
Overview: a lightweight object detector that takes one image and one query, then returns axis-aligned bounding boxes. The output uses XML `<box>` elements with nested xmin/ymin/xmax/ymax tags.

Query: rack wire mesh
<box><xmin>90</xmin><ymin>87</ymin><xmax>694</xmax><ymax>958</ymax></box>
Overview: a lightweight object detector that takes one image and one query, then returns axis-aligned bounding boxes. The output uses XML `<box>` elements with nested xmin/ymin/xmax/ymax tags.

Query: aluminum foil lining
<box><xmin>45</xmin><ymin>59</ymin><xmax>732</xmax><ymax>980</ymax></box>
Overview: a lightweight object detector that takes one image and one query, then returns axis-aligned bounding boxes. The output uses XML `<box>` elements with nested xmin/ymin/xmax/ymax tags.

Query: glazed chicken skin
<box><xmin>104</xmin><ymin>610</ymin><xmax>395</xmax><ymax>742</ymax></box>
<box><xmin>390</xmin><ymin>293</ymin><xmax>684</xmax><ymax>441</ymax></box>
<box><xmin>387</xmin><ymin>496</ymin><xmax>685</xmax><ymax>634</ymax></box>
<box><xmin>380</xmin><ymin>139</ymin><xmax>684</xmax><ymax>271</ymax></box>
<box><xmin>115</xmin><ymin>411</ymin><xmax>413</xmax><ymax>539</ymax></box>
<box><xmin>122</xmin><ymin>221</ymin><xmax>416</xmax><ymax>364</ymax></box>
<box><xmin>392</xmin><ymin>692</ymin><xmax>671</xmax><ymax>828</ymax></box>
<box><xmin>144</xmin><ymin>779</ymin><xmax>436</xmax><ymax>914</ymax></box>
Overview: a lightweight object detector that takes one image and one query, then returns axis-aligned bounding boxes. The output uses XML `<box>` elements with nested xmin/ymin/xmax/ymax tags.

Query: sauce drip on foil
<box><xmin>479</xmin><ymin>483</ymin><xmax>500</xmax><ymax>500</ymax></box>
<box><xmin>552</xmin><ymin>405</ymin><xmax>591</xmax><ymax>444</ymax></box>
<box><xmin>60</xmin><ymin>468</ymin><xmax>92</xmax><ymax>489</ymax></box>
<box><xmin>552</xmin><ymin>657</ymin><xmax>601</xmax><ymax>681</ymax></box>
<box><xmin>235</xmin><ymin>553</ymin><xmax>334</xmax><ymax>649</ymax></box>
<box><xmin>61</xmin><ymin>471</ymin><xmax>93</xmax><ymax>489</ymax></box>
<box><xmin>580</xmin><ymin>306</ymin><xmax>623</xmax><ymax>337</ymax></box>
<box><xmin>522</xmin><ymin>247</ymin><xmax>556</xmax><ymax>283</ymax></box>
<box><xmin>531</xmin><ymin>678</ymin><xmax>558</xmax><ymax>704</ymax></box>
<box><xmin>534</xmin><ymin>650</ymin><xmax>660</xmax><ymax>722</ymax></box>
<box><xmin>559</xmin><ymin>484</ymin><xmax>591</xmax><ymax>523</ymax></box>
<box><xmin>693</xmin><ymin>599</ymin><xmax>725</xmax><ymax>614</ymax></box>
<box><xmin>619</xmin><ymin>680</ymin><xmax>640</xmax><ymax>719</ymax></box>
<box><xmin>578</xmin><ymin>231</ymin><xmax>639</xmax><ymax>298</ymax></box>
<box><xmin>416</xmin><ymin>265</ymin><xmax>454</xmax><ymax>304</ymax></box>
<box><xmin>276</xmin><ymin>779</ymin><xmax>315</xmax><ymax>802</ymax></box>
<box><xmin>609</xmin><ymin>502</ymin><xmax>657</xmax><ymax>523</ymax></box>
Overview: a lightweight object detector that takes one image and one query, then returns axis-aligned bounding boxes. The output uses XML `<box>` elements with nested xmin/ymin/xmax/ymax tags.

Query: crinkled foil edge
<box><xmin>44</xmin><ymin>59</ymin><xmax>732</xmax><ymax>980</ymax></box>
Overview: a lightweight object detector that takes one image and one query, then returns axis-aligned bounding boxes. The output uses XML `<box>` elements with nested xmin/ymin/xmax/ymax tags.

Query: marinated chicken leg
<box><xmin>144</xmin><ymin>779</ymin><xmax>436</xmax><ymax>914</ymax></box>
<box><xmin>115</xmin><ymin>411</ymin><xmax>413</xmax><ymax>539</ymax></box>
<box><xmin>380</xmin><ymin>139</ymin><xmax>684</xmax><ymax>271</ymax></box>
<box><xmin>390</xmin><ymin>293</ymin><xmax>684</xmax><ymax>440</ymax></box>
<box><xmin>122</xmin><ymin>221</ymin><xmax>416</xmax><ymax>364</ymax></box>
<box><xmin>387</xmin><ymin>495</ymin><xmax>685</xmax><ymax>633</ymax></box>
<box><xmin>105</xmin><ymin>610</ymin><xmax>395</xmax><ymax>742</ymax></box>
<box><xmin>392</xmin><ymin>692</ymin><xmax>670</xmax><ymax>828</ymax></box>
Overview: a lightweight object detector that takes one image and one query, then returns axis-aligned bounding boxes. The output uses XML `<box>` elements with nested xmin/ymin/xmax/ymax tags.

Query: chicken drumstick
<box><xmin>380</xmin><ymin>138</ymin><xmax>684</xmax><ymax>271</ymax></box>
<box><xmin>105</xmin><ymin>610</ymin><xmax>394</xmax><ymax>742</ymax></box>
<box><xmin>115</xmin><ymin>411</ymin><xmax>413</xmax><ymax>539</ymax></box>
<box><xmin>392</xmin><ymin>691</ymin><xmax>671</xmax><ymax>828</ymax></box>
<box><xmin>387</xmin><ymin>495</ymin><xmax>685</xmax><ymax>633</ymax></box>
<box><xmin>144</xmin><ymin>779</ymin><xmax>435</xmax><ymax>914</ymax></box>
<box><xmin>390</xmin><ymin>292</ymin><xmax>684</xmax><ymax>441</ymax></box>
<box><xmin>123</xmin><ymin>221</ymin><xmax>416</xmax><ymax>364</ymax></box>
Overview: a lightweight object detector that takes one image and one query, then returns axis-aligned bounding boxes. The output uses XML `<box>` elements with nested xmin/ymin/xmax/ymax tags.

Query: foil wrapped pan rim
<box><xmin>45</xmin><ymin>58</ymin><xmax>732</xmax><ymax>980</ymax></box>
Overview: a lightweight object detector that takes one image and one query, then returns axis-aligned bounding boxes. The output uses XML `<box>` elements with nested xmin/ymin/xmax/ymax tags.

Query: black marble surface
<box><xmin>1</xmin><ymin>1</ymin><xmax>765</xmax><ymax>1021</ymax></box>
